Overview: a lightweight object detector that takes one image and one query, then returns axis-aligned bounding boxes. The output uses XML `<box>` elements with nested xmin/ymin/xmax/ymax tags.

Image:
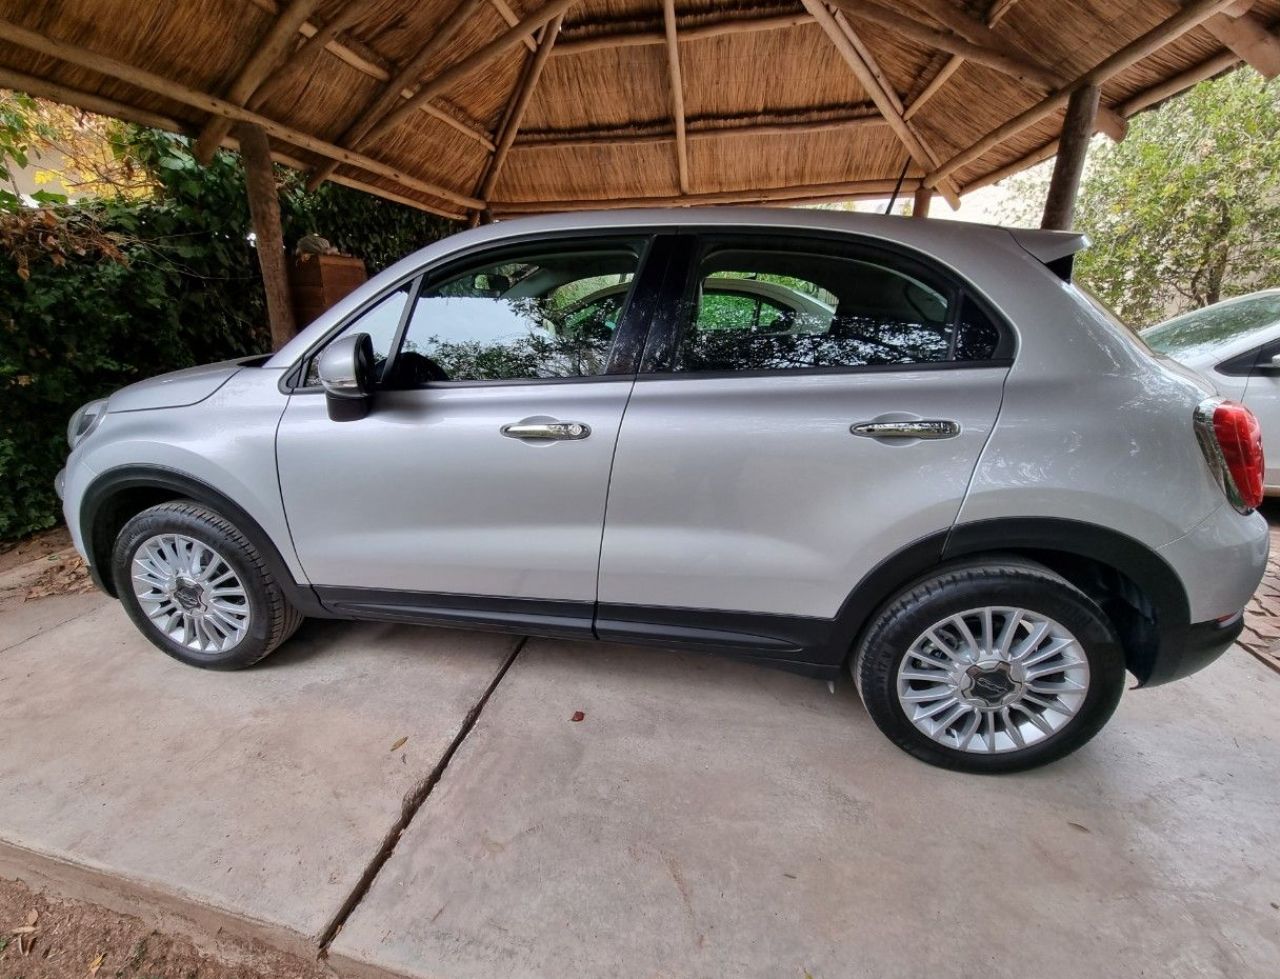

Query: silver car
<box><xmin>57</xmin><ymin>208</ymin><xmax>1268</xmax><ymax>773</ymax></box>
<box><xmin>1142</xmin><ymin>290</ymin><xmax>1280</xmax><ymax>493</ymax></box>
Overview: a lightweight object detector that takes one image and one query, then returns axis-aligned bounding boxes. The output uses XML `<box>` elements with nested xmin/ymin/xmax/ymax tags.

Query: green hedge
<box><xmin>0</xmin><ymin>128</ymin><xmax>458</xmax><ymax>540</ymax></box>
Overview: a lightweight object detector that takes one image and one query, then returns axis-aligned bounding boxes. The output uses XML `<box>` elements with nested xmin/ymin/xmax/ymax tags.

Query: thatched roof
<box><xmin>0</xmin><ymin>0</ymin><xmax>1276</xmax><ymax>220</ymax></box>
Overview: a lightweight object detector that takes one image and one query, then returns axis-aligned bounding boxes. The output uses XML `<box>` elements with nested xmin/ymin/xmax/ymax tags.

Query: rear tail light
<box><xmin>1194</xmin><ymin>398</ymin><xmax>1264</xmax><ymax>513</ymax></box>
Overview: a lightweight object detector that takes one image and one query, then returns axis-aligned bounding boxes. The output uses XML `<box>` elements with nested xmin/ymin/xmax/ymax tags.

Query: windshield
<box><xmin>1141</xmin><ymin>292</ymin><xmax>1280</xmax><ymax>359</ymax></box>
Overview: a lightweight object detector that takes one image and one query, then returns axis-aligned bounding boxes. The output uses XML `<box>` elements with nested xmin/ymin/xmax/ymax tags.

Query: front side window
<box><xmin>304</xmin><ymin>284</ymin><xmax>412</xmax><ymax>386</ymax></box>
<box><xmin>673</xmin><ymin>246</ymin><xmax>959</xmax><ymax>373</ymax></box>
<box><xmin>388</xmin><ymin>239</ymin><xmax>646</xmax><ymax>385</ymax></box>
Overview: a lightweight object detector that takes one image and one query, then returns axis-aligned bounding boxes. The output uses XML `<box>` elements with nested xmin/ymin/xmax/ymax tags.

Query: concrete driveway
<box><xmin>2</xmin><ymin>561</ymin><xmax>1278</xmax><ymax>978</ymax></box>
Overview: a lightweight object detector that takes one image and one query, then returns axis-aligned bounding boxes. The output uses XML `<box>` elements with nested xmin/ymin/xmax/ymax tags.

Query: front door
<box><xmin>596</xmin><ymin>232</ymin><xmax>1011</xmax><ymax>663</ymax></box>
<box><xmin>276</xmin><ymin>233</ymin><xmax>667</xmax><ymax>630</ymax></box>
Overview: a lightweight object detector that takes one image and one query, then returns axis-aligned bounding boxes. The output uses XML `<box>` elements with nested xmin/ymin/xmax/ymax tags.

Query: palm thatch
<box><xmin>0</xmin><ymin>0</ymin><xmax>1277</xmax><ymax>220</ymax></box>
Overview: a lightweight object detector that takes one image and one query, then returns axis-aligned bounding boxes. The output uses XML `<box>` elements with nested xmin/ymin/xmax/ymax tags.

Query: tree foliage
<box><xmin>0</xmin><ymin>97</ymin><xmax>458</xmax><ymax>540</ymax></box>
<box><xmin>997</xmin><ymin>69</ymin><xmax>1280</xmax><ymax>326</ymax></box>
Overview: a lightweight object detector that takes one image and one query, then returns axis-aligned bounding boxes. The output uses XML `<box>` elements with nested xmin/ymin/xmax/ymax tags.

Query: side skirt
<box><xmin>312</xmin><ymin>588</ymin><xmax>843</xmax><ymax>680</ymax></box>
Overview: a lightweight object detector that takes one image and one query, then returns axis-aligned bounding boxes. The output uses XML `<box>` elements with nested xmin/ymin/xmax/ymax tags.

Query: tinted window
<box><xmin>390</xmin><ymin>240</ymin><xmax>645</xmax><ymax>384</ymax></box>
<box><xmin>305</xmin><ymin>284</ymin><xmax>411</xmax><ymax>386</ymax></box>
<box><xmin>674</xmin><ymin>248</ymin><xmax>955</xmax><ymax>373</ymax></box>
<box><xmin>955</xmin><ymin>296</ymin><xmax>1001</xmax><ymax>361</ymax></box>
<box><xmin>1142</xmin><ymin>293</ymin><xmax>1280</xmax><ymax>359</ymax></box>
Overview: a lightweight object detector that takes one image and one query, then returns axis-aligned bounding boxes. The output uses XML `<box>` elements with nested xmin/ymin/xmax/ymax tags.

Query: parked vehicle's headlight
<box><xmin>67</xmin><ymin>399</ymin><xmax>109</xmax><ymax>449</ymax></box>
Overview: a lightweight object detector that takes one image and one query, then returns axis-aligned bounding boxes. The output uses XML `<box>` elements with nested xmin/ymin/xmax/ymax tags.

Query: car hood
<box><xmin>107</xmin><ymin>357</ymin><xmax>254</xmax><ymax>412</ymax></box>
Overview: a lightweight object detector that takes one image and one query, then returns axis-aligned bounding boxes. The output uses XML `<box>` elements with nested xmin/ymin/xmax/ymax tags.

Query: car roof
<box><xmin>268</xmin><ymin>206</ymin><xmax>1081</xmax><ymax>369</ymax></box>
<box><xmin>445</xmin><ymin>206</ymin><xmax>1082</xmax><ymax>265</ymax></box>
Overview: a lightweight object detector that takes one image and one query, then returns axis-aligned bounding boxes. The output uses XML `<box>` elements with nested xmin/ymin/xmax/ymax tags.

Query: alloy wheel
<box><xmin>131</xmin><ymin>533</ymin><xmax>251</xmax><ymax>654</ymax></box>
<box><xmin>895</xmin><ymin>606</ymin><xmax>1090</xmax><ymax>754</ymax></box>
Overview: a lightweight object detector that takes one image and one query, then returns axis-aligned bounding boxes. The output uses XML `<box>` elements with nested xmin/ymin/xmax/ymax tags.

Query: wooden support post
<box><xmin>911</xmin><ymin>186</ymin><xmax>932</xmax><ymax>219</ymax></box>
<box><xmin>1041</xmin><ymin>84</ymin><xmax>1099</xmax><ymax>230</ymax></box>
<box><xmin>237</xmin><ymin>123</ymin><xmax>296</xmax><ymax>350</ymax></box>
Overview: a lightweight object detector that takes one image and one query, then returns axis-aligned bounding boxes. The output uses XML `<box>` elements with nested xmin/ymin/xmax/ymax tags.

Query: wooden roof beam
<box><xmin>899</xmin><ymin>0</ymin><xmax>1127</xmax><ymax>140</ymax></box>
<box><xmin>924</xmin><ymin>0</ymin><xmax>1244</xmax><ymax>191</ymax></box>
<box><xmin>803</xmin><ymin>1</ymin><xmax>961</xmax><ymax>208</ymax></box>
<box><xmin>0</xmin><ymin>64</ymin><xmax>466</xmax><ymax>219</ymax></box>
<box><xmin>961</xmin><ymin>45</ymin><xmax>1246</xmax><ymax>196</ymax></box>
<box><xmin>477</xmin><ymin>15</ymin><xmax>565</xmax><ymax>210</ymax></box>
<box><xmin>490</xmin><ymin>0</ymin><xmax>539</xmax><ymax>52</ymax></box>
<box><xmin>824</xmin><ymin>0</ymin><xmax>1060</xmax><ymax>88</ymax></box>
<box><xmin>904</xmin><ymin>0</ymin><xmax>1024</xmax><ymax>120</ymax></box>
<box><xmin>238</xmin><ymin>1</ymin><xmax>494</xmax><ymax>152</ymax></box>
<box><xmin>1199</xmin><ymin>1</ymin><xmax>1280</xmax><ymax>77</ymax></box>
<box><xmin>551</xmin><ymin>11</ymin><xmax>810</xmax><ymax>56</ymax></box>
<box><xmin>354</xmin><ymin>0</ymin><xmax>578</xmax><ymax>155</ymax></box>
<box><xmin>194</xmin><ymin>0</ymin><xmax>321</xmax><ymax>164</ymax></box>
<box><xmin>242</xmin><ymin>0</ymin><xmax>377</xmax><ymax>112</ymax></box>
<box><xmin>490</xmin><ymin>177</ymin><xmax>925</xmax><ymax>213</ymax></box>
<box><xmin>0</xmin><ymin>15</ymin><xmax>483</xmax><ymax>211</ymax></box>
<box><xmin>662</xmin><ymin>0</ymin><xmax>691</xmax><ymax>195</ymax></box>
<box><xmin>307</xmin><ymin>0</ymin><xmax>490</xmax><ymax>190</ymax></box>
<box><xmin>516</xmin><ymin>108</ymin><xmax>885</xmax><ymax>147</ymax></box>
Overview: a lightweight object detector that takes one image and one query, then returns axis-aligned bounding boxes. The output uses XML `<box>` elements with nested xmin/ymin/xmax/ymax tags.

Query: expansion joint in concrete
<box><xmin>315</xmin><ymin>636</ymin><xmax>527</xmax><ymax>955</ymax></box>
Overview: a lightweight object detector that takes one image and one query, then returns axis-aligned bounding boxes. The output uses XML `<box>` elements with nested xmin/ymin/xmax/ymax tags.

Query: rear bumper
<box><xmin>1140</xmin><ymin>612</ymin><xmax>1244</xmax><ymax>687</ymax></box>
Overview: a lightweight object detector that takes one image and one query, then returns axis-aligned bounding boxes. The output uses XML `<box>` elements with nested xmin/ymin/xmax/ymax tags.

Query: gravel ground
<box><xmin>0</xmin><ymin>877</ymin><xmax>330</xmax><ymax>979</ymax></box>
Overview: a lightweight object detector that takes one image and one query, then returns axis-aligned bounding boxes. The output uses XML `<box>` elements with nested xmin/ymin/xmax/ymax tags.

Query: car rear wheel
<box><xmin>853</xmin><ymin>559</ymin><xmax>1126</xmax><ymax>773</ymax></box>
<box><xmin>111</xmin><ymin>500</ymin><xmax>303</xmax><ymax>670</ymax></box>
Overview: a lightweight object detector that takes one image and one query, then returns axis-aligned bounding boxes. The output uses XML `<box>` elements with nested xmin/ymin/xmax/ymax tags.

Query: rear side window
<box><xmin>670</xmin><ymin>243</ymin><xmax>1002</xmax><ymax>373</ymax></box>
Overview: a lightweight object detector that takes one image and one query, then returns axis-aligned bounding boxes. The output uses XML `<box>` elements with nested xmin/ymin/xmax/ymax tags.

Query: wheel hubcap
<box><xmin>895</xmin><ymin>607</ymin><xmax>1090</xmax><ymax>754</ymax></box>
<box><xmin>131</xmin><ymin>534</ymin><xmax>250</xmax><ymax>654</ymax></box>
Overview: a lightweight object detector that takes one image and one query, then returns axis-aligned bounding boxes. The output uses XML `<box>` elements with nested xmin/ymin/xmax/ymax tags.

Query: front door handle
<box><xmin>851</xmin><ymin>420</ymin><xmax>960</xmax><ymax>440</ymax></box>
<box><xmin>501</xmin><ymin>420</ymin><xmax>591</xmax><ymax>441</ymax></box>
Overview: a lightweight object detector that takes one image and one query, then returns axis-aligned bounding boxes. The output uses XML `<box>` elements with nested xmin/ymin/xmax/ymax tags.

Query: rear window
<box><xmin>1141</xmin><ymin>293</ymin><xmax>1280</xmax><ymax>359</ymax></box>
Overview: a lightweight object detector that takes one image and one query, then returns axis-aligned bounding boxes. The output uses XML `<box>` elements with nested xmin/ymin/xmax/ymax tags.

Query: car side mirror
<box><xmin>317</xmin><ymin>333</ymin><xmax>374</xmax><ymax>422</ymax></box>
<box><xmin>1269</xmin><ymin>353</ymin><xmax>1280</xmax><ymax>370</ymax></box>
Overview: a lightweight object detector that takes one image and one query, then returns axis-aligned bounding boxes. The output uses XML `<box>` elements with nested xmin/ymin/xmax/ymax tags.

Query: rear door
<box><xmin>595</xmin><ymin>231</ymin><xmax>1011</xmax><ymax>662</ymax></box>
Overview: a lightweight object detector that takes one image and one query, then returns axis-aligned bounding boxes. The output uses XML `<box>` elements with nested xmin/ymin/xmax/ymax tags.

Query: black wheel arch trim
<box><xmin>825</xmin><ymin>516</ymin><xmax>1190</xmax><ymax>679</ymax></box>
<box><xmin>80</xmin><ymin>465</ymin><xmax>328</xmax><ymax>616</ymax></box>
<box><xmin>941</xmin><ymin>516</ymin><xmax>1190</xmax><ymax>628</ymax></box>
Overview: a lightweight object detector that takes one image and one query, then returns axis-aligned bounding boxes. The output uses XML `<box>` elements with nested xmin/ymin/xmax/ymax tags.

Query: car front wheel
<box><xmin>853</xmin><ymin>559</ymin><xmax>1126</xmax><ymax>773</ymax></box>
<box><xmin>111</xmin><ymin>500</ymin><xmax>303</xmax><ymax>670</ymax></box>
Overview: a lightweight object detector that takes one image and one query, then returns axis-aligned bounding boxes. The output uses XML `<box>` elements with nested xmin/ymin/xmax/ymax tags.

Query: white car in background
<box><xmin>1143</xmin><ymin>290</ymin><xmax>1280</xmax><ymax>494</ymax></box>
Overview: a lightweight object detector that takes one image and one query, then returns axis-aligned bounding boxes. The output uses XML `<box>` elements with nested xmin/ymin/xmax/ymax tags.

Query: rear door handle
<box><xmin>501</xmin><ymin>420</ymin><xmax>591</xmax><ymax>441</ymax></box>
<box><xmin>851</xmin><ymin>420</ymin><xmax>960</xmax><ymax>440</ymax></box>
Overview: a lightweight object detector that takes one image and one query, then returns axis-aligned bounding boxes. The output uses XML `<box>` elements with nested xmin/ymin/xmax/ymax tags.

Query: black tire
<box><xmin>853</xmin><ymin>559</ymin><xmax>1126</xmax><ymax>774</ymax></box>
<box><xmin>111</xmin><ymin>500</ymin><xmax>303</xmax><ymax>670</ymax></box>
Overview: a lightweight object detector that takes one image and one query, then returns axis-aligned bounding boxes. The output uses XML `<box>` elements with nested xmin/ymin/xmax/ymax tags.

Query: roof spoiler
<box><xmin>1006</xmin><ymin>227</ymin><xmax>1090</xmax><ymax>282</ymax></box>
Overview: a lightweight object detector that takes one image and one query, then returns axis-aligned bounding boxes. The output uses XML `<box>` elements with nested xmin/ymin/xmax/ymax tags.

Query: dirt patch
<box><xmin>0</xmin><ymin>527</ymin><xmax>72</xmax><ymax>576</ymax></box>
<box><xmin>0</xmin><ymin>876</ymin><xmax>329</xmax><ymax>979</ymax></box>
<box><xmin>23</xmin><ymin>553</ymin><xmax>97</xmax><ymax>601</ymax></box>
